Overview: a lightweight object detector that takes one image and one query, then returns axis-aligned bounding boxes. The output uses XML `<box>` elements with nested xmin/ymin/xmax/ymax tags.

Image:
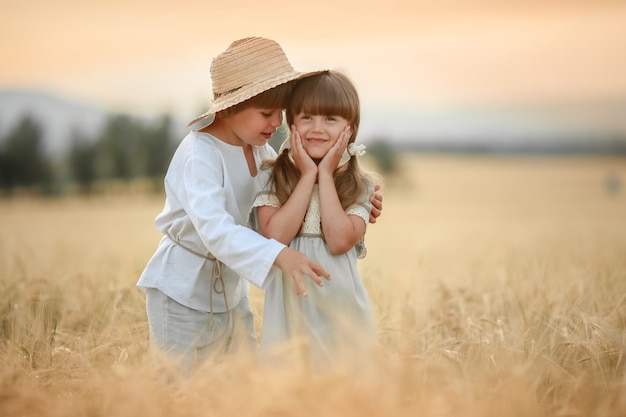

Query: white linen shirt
<box><xmin>137</xmin><ymin>130</ymin><xmax>285</xmax><ymax>313</ymax></box>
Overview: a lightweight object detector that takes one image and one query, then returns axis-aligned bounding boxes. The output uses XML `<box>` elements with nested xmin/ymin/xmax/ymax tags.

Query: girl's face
<box><xmin>292</xmin><ymin>112</ymin><xmax>350</xmax><ymax>160</ymax></box>
<box><xmin>226</xmin><ymin>107</ymin><xmax>283</xmax><ymax>146</ymax></box>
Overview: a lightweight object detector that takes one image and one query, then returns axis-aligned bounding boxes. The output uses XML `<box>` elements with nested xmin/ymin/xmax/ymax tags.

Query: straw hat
<box><xmin>188</xmin><ymin>37</ymin><xmax>319</xmax><ymax>126</ymax></box>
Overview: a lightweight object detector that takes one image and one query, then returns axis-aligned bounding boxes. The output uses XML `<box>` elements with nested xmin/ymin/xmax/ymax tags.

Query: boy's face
<box><xmin>292</xmin><ymin>112</ymin><xmax>350</xmax><ymax>161</ymax></box>
<box><xmin>227</xmin><ymin>107</ymin><xmax>283</xmax><ymax>147</ymax></box>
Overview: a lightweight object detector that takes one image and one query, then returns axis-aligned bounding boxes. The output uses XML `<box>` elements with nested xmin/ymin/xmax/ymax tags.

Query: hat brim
<box><xmin>187</xmin><ymin>70</ymin><xmax>325</xmax><ymax>127</ymax></box>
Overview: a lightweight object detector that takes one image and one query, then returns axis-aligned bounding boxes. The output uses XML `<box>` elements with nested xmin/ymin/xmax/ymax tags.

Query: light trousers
<box><xmin>145</xmin><ymin>288</ymin><xmax>257</xmax><ymax>373</ymax></box>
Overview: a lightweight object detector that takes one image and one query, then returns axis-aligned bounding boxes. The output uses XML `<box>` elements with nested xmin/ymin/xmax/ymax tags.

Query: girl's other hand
<box><xmin>319</xmin><ymin>126</ymin><xmax>351</xmax><ymax>176</ymax></box>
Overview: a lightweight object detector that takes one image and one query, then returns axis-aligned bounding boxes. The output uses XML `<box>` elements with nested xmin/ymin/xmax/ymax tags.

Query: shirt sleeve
<box><xmin>175</xmin><ymin>140</ymin><xmax>285</xmax><ymax>289</ymax></box>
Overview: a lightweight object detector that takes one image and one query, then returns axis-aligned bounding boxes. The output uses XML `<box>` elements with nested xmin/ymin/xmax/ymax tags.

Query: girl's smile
<box><xmin>306</xmin><ymin>138</ymin><xmax>328</xmax><ymax>144</ymax></box>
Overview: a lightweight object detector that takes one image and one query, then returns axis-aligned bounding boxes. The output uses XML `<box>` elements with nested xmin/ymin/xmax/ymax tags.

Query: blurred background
<box><xmin>1</xmin><ymin>0</ymin><xmax>625</xmax><ymax>194</ymax></box>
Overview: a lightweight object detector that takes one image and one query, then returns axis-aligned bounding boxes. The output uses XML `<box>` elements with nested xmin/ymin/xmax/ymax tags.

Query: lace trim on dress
<box><xmin>253</xmin><ymin>190</ymin><xmax>280</xmax><ymax>208</ymax></box>
<box><xmin>346</xmin><ymin>202</ymin><xmax>369</xmax><ymax>224</ymax></box>
<box><xmin>346</xmin><ymin>202</ymin><xmax>369</xmax><ymax>259</ymax></box>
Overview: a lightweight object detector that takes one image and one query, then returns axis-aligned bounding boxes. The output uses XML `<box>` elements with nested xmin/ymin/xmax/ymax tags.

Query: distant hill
<box><xmin>0</xmin><ymin>90</ymin><xmax>111</xmax><ymax>157</ymax></box>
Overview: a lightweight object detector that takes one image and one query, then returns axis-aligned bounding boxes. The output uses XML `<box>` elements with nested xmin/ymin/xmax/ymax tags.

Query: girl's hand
<box><xmin>319</xmin><ymin>126</ymin><xmax>351</xmax><ymax>177</ymax></box>
<box><xmin>290</xmin><ymin>126</ymin><xmax>317</xmax><ymax>177</ymax></box>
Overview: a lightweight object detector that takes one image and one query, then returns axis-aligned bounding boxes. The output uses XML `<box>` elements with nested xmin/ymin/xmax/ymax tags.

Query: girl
<box><xmin>250</xmin><ymin>70</ymin><xmax>381</xmax><ymax>364</ymax></box>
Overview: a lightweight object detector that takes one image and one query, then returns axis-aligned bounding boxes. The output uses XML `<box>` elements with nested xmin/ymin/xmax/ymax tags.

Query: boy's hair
<box><xmin>264</xmin><ymin>70</ymin><xmax>377</xmax><ymax>211</ymax></box>
<box><xmin>216</xmin><ymin>82</ymin><xmax>294</xmax><ymax>118</ymax></box>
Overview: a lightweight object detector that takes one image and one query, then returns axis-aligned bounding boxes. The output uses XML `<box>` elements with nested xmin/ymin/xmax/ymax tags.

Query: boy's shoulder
<box><xmin>187</xmin><ymin>130</ymin><xmax>217</xmax><ymax>145</ymax></box>
<box><xmin>173</xmin><ymin>131</ymin><xmax>226</xmax><ymax>165</ymax></box>
<box><xmin>184</xmin><ymin>131</ymin><xmax>230</xmax><ymax>153</ymax></box>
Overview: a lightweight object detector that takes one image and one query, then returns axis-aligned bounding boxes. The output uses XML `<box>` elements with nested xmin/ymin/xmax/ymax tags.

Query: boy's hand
<box><xmin>275</xmin><ymin>247</ymin><xmax>331</xmax><ymax>298</ymax></box>
<box><xmin>369</xmin><ymin>184</ymin><xmax>383</xmax><ymax>224</ymax></box>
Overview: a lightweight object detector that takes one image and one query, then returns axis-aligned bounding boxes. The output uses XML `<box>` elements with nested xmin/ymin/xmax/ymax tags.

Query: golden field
<box><xmin>1</xmin><ymin>154</ymin><xmax>625</xmax><ymax>416</ymax></box>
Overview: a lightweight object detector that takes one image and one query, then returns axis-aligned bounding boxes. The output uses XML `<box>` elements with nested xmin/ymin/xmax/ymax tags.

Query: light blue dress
<box><xmin>250</xmin><ymin>168</ymin><xmax>377</xmax><ymax>362</ymax></box>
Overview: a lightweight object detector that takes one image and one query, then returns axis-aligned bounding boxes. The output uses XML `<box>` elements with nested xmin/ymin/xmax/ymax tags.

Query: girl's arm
<box><xmin>317</xmin><ymin>127</ymin><xmax>367</xmax><ymax>255</ymax></box>
<box><xmin>318</xmin><ymin>171</ymin><xmax>367</xmax><ymax>255</ymax></box>
<box><xmin>256</xmin><ymin>129</ymin><xmax>317</xmax><ymax>245</ymax></box>
<box><xmin>256</xmin><ymin>175</ymin><xmax>315</xmax><ymax>244</ymax></box>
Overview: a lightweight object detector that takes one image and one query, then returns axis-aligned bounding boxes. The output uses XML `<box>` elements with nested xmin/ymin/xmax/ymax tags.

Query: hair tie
<box><xmin>278</xmin><ymin>138</ymin><xmax>291</xmax><ymax>154</ymax></box>
<box><xmin>347</xmin><ymin>143</ymin><xmax>366</xmax><ymax>157</ymax></box>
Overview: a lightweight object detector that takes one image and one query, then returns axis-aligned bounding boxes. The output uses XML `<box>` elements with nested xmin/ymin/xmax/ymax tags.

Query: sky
<box><xmin>2</xmin><ymin>0</ymin><xmax>626</xmax><ymax>141</ymax></box>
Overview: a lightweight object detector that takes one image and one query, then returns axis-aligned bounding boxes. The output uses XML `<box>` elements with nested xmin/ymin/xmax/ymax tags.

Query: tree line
<box><xmin>0</xmin><ymin>113</ymin><xmax>177</xmax><ymax>196</ymax></box>
<box><xmin>0</xmin><ymin>112</ymin><xmax>398</xmax><ymax>197</ymax></box>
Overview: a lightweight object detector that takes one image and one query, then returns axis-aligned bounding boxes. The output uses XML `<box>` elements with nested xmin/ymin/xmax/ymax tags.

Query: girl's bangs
<box><xmin>294</xmin><ymin>78</ymin><xmax>356</xmax><ymax>121</ymax></box>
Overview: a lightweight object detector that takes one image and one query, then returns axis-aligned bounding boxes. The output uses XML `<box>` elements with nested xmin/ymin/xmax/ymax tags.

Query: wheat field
<box><xmin>1</xmin><ymin>154</ymin><xmax>625</xmax><ymax>416</ymax></box>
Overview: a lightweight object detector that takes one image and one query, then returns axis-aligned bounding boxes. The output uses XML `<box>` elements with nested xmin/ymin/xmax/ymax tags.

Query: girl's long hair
<box><xmin>263</xmin><ymin>71</ymin><xmax>376</xmax><ymax>210</ymax></box>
